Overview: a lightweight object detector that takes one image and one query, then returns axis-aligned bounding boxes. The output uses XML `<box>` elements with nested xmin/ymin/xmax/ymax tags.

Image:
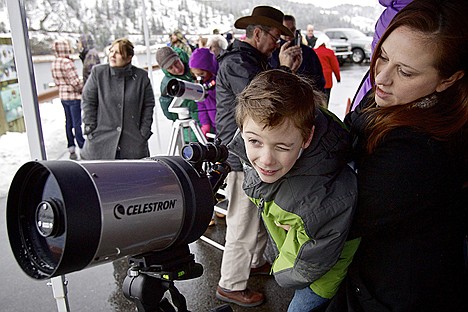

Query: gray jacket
<box><xmin>215</xmin><ymin>39</ymin><xmax>270</xmax><ymax>171</ymax></box>
<box><xmin>81</xmin><ymin>63</ymin><xmax>155</xmax><ymax>159</ymax></box>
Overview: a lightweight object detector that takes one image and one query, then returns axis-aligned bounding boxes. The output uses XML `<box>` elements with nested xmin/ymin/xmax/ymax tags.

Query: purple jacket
<box><xmin>352</xmin><ymin>0</ymin><xmax>412</xmax><ymax>111</ymax></box>
<box><xmin>189</xmin><ymin>48</ymin><xmax>218</xmax><ymax>131</ymax></box>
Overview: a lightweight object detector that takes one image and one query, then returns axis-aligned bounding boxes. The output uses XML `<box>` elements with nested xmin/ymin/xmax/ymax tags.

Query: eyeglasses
<box><xmin>261</xmin><ymin>29</ymin><xmax>281</xmax><ymax>44</ymax></box>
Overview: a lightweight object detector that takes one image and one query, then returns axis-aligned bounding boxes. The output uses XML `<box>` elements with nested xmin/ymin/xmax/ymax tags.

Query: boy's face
<box><xmin>242</xmin><ymin>116</ymin><xmax>313</xmax><ymax>184</ymax></box>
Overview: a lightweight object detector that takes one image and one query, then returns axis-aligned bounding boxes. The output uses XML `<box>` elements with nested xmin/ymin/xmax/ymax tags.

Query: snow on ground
<box><xmin>0</xmin><ymin>70</ymin><xmax>171</xmax><ymax>199</ymax></box>
<box><xmin>0</xmin><ymin>99</ymin><xmax>67</xmax><ymax>198</ymax></box>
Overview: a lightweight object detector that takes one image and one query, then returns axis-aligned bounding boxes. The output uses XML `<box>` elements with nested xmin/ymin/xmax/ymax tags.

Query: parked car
<box><xmin>313</xmin><ymin>30</ymin><xmax>352</xmax><ymax>65</ymax></box>
<box><xmin>323</xmin><ymin>28</ymin><xmax>372</xmax><ymax>64</ymax></box>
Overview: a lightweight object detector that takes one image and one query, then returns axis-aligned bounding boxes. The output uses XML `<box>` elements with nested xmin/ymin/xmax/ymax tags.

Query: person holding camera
<box><xmin>215</xmin><ymin>5</ymin><xmax>302</xmax><ymax>307</ymax></box>
<box><xmin>269</xmin><ymin>15</ymin><xmax>325</xmax><ymax>93</ymax></box>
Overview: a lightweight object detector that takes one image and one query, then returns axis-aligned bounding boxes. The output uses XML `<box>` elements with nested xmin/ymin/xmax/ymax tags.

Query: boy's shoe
<box><xmin>69</xmin><ymin>152</ymin><xmax>78</xmax><ymax>160</ymax></box>
<box><xmin>216</xmin><ymin>286</ymin><xmax>264</xmax><ymax>307</ymax></box>
<box><xmin>250</xmin><ymin>262</ymin><xmax>271</xmax><ymax>276</ymax></box>
<box><xmin>209</xmin><ymin>218</ymin><xmax>216</xmax><ymax>226</ymax></box>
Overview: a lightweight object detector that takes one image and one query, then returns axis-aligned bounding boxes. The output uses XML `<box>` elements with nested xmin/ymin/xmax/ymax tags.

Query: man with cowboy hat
<box><xmin>215</xmin><ymin>5</ymin><xmax>302</xmax><ymax>307</ymax></box>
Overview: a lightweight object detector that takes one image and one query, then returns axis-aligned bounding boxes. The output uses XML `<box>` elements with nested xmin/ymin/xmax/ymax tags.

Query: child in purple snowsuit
<box><xmin>188</xmin><ymin>48</ymin><xmax>218</xmax><ymax>138</ymax></box>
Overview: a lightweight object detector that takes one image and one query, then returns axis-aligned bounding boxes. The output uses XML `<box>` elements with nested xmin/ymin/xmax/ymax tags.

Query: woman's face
<box><xmin>374</xmin><ymin>27</ymin><xmax>446</xmax><ymax>107</ymax></box>
<box><xmin>108</xmin><ymin>44</ymin><xmax>132</xmax><ymax>68</ymax></box>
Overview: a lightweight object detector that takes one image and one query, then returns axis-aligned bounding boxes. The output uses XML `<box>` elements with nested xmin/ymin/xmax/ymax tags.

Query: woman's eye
<box><xmin>378</xmin><ymin>55</ymin><xmax>389</xmax><ymax>62</ymax></box>
<box><xmin>398</xmin><ymin>67</ymin><xmax>412</xmax><ymax>77</ymax></box>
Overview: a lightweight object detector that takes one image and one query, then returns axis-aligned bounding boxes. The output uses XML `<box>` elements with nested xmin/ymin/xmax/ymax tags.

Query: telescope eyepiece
<box><xmin>181</xmin><ymin>142</ymin><xmax>229</xmax><ymax>164</ymax></box>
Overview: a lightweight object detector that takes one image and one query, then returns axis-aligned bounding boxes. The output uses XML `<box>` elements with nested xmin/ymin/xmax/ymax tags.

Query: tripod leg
<box><xmin>167</xmin><ymin>120</ymin><xmax>183</xmax><ymax>156</ymax></box>
<box><xmin>188</xmin><ymin>120</ymin><xmax>208</xmax><ymax>145</ymax></box>
<box><xmin>123</xmin><ymin>274</ymin><xmax>177</xmax><ymax>312</ymax></box>
<box><xmin>168</xmin><ymin>283</ymin><xmax>189</xmax><ymax>312</ymax></box>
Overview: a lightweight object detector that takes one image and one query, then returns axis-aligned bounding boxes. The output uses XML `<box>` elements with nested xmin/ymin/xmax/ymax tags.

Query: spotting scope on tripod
<box><xmin>165</xmin><ymin>78</ymin><xmax>215</xmax><ymax>155</ymax></box>
<box><xmin>6</xmin><ymin>140</ymin><xmax>232</xmax><ymax>311</ymax></box>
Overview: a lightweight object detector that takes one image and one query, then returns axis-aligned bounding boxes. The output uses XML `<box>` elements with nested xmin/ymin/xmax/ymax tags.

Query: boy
<box><xmin>228</xmin><ymin>69</ymin><xmax>360</xmax><ymax>311</ymax></box>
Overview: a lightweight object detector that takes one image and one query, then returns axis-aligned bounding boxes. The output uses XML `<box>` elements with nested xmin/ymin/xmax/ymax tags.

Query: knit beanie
<box><xmin>188</xmin><ymin>48</ymin><xmax>218</xmax><ymax>74</ymax></box>
<box><xmin>156</xmin><ymin>46</ymin><xmax>179</xmax><ymax>70</ymax></box>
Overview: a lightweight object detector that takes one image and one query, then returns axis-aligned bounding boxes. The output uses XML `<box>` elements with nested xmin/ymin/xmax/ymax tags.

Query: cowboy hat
<box><xmin>234</xmin><ymin>6</ymin><xmax>294</xmax><ymax>37</ymax></box>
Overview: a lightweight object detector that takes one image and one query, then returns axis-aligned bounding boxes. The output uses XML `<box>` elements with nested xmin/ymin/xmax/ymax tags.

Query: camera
<box><xmin>6</xmin><ymin>143</ymin><xmax>230</xmax><ymax>281</ymax></box>
<box><xmin>294</xmin><ymin>29</ymin><xmax>302</xmax><ymax>46</ymax></box>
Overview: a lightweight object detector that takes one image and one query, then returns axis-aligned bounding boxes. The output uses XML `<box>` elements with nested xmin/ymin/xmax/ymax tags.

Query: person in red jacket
<box><xmin>314</xmin><ymin>35</ymin><xmax>341</xmax><ymax>108</ymax></box>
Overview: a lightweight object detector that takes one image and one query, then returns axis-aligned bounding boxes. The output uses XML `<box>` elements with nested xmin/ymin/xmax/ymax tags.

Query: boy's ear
<box><xmin>302</xmin><ymin>126</ymin><xmax>315</xmax><ymax>149</ymax></box>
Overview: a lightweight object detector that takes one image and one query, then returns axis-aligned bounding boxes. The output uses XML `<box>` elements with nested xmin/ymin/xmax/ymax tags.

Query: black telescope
<box><xmin>6</xmin><ymin>153</ymin><xmax>229</xmax><ymax>281</ymax></box>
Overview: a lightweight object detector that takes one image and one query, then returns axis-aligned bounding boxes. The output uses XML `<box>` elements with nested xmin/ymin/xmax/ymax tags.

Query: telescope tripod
<box><xmin>167</xmin><ymin>97</ymin><xmax>208</xmax><ymax>156</ymax></box>
<box><xmin>167</xmin><ymin>117</ymin><xmax>208</xmax><ymax>156</ymax></box>
<box><xmin>122</xmin><ymin>245</ymin><xmax>233</xmax><ymax>312</ymax></box>
<box><xmin>122</xmin><ymin>245</ymin><xmax>200</xmax><ymax>312</ymax></box>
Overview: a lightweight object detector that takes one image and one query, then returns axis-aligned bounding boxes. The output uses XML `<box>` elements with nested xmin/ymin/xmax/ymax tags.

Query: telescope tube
<box><xmin>7</xmin><ymin>156</ymin><xmax>214</xmax><ymax>280</ymax></box>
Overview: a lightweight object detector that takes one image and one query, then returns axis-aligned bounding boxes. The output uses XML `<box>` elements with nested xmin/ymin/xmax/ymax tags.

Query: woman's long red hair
<box><xmin>363</xmin><ymin>0</ymin><xmax>468</xmax><ymax>153</ymax></box>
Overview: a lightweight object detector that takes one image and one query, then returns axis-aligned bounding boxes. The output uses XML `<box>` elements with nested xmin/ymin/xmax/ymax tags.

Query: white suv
<box><xmin>324</xmin><ymin>28</ymin><xmax>372</xmax><ymax>64</ymax></box>
<box><xmin>313</xmin><ymin>30</ymin><xmax>353</xmax><ymax>66</ymax></box>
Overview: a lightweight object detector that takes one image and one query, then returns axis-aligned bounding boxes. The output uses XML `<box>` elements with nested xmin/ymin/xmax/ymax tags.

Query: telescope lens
<box><xmin>7</xmin><ymin>161</ymin><xmax>103</xmax><ymax>279</ymax></box>
<box><xmin>167</xmin><ymin>79</ymin><xmax>185</xmax><ymax>97</ymax></box>
<box><xmin>181</xmin><ymin>144</ymin><xmax>203</xmax><ymax>162</ymax></box>
<box><xmin>36</xmin><ymin>201</ymin><xmax>58</xmax><ymax>238</ymax></box>
<box><xmin>6</xmin><ymin>164</ymin><xmax>67</xmax><ymax>279</ymax></box>
<box><xmin>181</xmin><ymin>146</ymin><xmax>193</xmax><ymax>159</ymax></box>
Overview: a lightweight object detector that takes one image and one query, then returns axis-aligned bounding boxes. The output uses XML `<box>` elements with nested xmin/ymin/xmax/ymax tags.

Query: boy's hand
<box><xmin>275</xmin><ymin>220</ymin><xmax>291</xmax><ymax>231</ymax></box>
<box><xmin>279</xmin><ymin>41</ymin><xmax>302</xmax><ymax>73</ymax></box>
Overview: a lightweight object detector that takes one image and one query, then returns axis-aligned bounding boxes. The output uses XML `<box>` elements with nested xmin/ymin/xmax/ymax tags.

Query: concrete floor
<box><xmin>105</xmin><ymin>212</ymin><xmax>294</xmax><ymax>312</ymax></box>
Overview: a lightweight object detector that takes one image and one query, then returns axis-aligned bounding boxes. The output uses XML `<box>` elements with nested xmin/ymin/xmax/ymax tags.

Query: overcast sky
<box><xmin>291</xmin><ymin>0</ymin><xmax>379</xmax><ymax>8</ymax></box>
